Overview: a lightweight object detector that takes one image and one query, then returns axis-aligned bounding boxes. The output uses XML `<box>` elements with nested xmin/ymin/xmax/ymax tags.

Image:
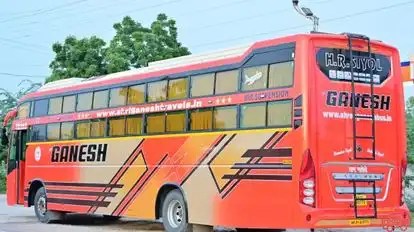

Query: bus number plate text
<box><xmin>349</xmin><ymin>219</ymin><xmax>371</xmax><ymax>226</ymax></box>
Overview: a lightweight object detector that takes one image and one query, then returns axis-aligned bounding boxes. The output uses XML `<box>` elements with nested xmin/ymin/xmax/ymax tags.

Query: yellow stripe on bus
<box><xmin>26</xmin><ymin>127</ymin><xmax>292</xmax><ymax>145</ymax></box>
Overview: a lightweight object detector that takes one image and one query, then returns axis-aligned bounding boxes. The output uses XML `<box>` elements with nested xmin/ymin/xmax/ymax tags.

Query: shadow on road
<box><xmin>56</xmin><ymin>214</ymin><xmax>164</xmax><ymax>231</ymax></box>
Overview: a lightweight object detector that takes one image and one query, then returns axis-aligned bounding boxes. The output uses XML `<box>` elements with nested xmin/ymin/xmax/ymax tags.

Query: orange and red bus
<box><xmin>2</xmin><ymin>32</ymin><xmax>411</xmax><ymax>231</ymax></box>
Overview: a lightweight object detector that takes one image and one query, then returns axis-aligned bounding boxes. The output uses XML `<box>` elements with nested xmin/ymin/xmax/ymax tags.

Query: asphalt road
<box><xmin>0</xmin><ymin>195</ymin><xmax>410</xmax><ymax>232</ymax></box>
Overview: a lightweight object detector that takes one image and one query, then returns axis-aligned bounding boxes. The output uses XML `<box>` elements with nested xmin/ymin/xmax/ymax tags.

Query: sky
<box><xmin>0</xmin><ymin>0</ymin><xmax>414</xmax><ymax>96</ymax></box>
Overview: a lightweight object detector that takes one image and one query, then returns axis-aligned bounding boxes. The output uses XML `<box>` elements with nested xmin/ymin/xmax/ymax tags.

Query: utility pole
<box><xmin>292</xmin><ymin>0</ymin><xmax>319</xmax><ymax>32</ymax></box>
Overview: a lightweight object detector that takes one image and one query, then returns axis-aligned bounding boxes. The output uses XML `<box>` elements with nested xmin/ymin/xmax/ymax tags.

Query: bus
<box><xmin>2</xmin><ymin>32</ymin><xmax>411</xmax><ymax>231</ymax></box>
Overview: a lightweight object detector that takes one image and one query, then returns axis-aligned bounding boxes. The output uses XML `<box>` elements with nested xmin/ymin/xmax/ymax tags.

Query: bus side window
<box><xmin>77</xmin><ymin>93</ymin><xmax>93</xmax><ymax>111</ymax></box>
<box><xmin>127</xmin><ymin>84</ymin><xmax>145</xmax><ymax>105</ymax></box>
<box><xmin>48</xmin><ymin>97</ymin><xmax>63</xmax><ymax>115</ymax></box>
<box><xmin>215</xmin><ymin>70</ymin><xmax>239</xmax><ymax>94</ymax></box>
<box><xmin>17</xmin><ymin>102</ymin><xmax>30</xmax><ymax>119</ymax></box>
<box><xmin>62</xmin><ymin>95</ymin><xmax>76</xmax><ymax>113</ymax></box>
<box><xmin>109</xmin><ymin>117</ymin><xmax>126</xmax><ymax>136</ymax></box>
<box><xmin>267</xmin><ymin>100</ymin><xmax>293</xmax><ymax>127</ymax></box>
<box><xmin>268</xmin><ymin>61</ymin><xmax>294</xmax><ymax>88</ymax></box>
<box><xmin>166</xmin><ymin>111</ymin><xmax>186</xmax><ymax>132</ymax></box>
<box><xmin>33</xmin><ymin>99</ymin><xmax>49</xmax><ymax>117</ymax></box>
<box><xmin>146</xmin><ymin>113</ymin><xmax>166</xmax><ymax>134</ymax></box>
<box><xmin>242</xmin><ymin>65</ymin><xmax>268</xmax><ymax>91</ymax></box>
<box><xmin>90</xmin><ymin>119</ymin><xmax>106</xmax><ymax>137</ymax></box>
<box><xmin>8</xmin><ymin>132</ymin><xmax>17</xmax><ymax>161</ymax></box>
<box><xmin>47</xmin><ymin>123</ymin><xmax>60</xmax><ymax>141</ymax></box>
<box><xmin>76</xmin><ymin>121</ymin><xmax>91</xmax><ymax>138</ymax></box>
<box><xmin>190</xmin><ymin>74</ymin><xmax>214</xmax><ymax>97</ymax></box>
<box><xmin>30</xmin><ymin>124</ymin><xmax>47</xmax><ymax>141</ymax></box>
<box><xmin>61</xmin><ymin>122</ymin><xmax>74</xmax><ymax>140</ymax></box>
<box><xmin>168</xmin><ymin>78</ymin><xmax>188</xmax><ymax>100</ymax></box>
<box><xmin>190</xmin><ymin>109</ymin><xmax>213</xmax><ymax>131</ymax></box>
<box><xmin>148</xmin><ymin>81</ymin><xmax>168</xmax><ymax>102</ymax></box>
<box><xmin>126</xmin><ymin>116</ymin><xmax>143</xmax><ymax>135</ymax></box>
<box><xmin>93</xmin><ymin>90</ymin><xmax>109</xmax><ymax>109</ymax></box>
<box><xmin>110</xmin><ymin>87</ymin><xmax>128</xmax><ymax>107</ymax></box>
<box><xmin>213</xmin><ymin>106</ymin><xmax>238</xmax><ymax>130</ymax></box>
<box><xmin>240</xmin><ymin>103</ymin><xmax>266</xmax><ymax>128</ymax></box>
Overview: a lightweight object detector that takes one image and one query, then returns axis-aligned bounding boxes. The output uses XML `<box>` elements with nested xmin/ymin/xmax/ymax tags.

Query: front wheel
<box><xmin>34</xmin><ymin>187</ymin><xmax>64</xmax><ymax>223</ymax></box>
<box><xmin>161</xmin><ymin>189</ymin><xmax>189</xmax><ymax>232</ymax></box>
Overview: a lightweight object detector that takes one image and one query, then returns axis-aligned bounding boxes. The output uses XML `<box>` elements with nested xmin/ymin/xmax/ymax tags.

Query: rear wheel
<box><xmin>161</xmin><ymin>189</ymin><xmax>189</xmax><ymax>232</ymax></box>
<box><xmin>34</xmin><ymin>187</ymin><xmax>64</xmax><ymax>223</ymax></box>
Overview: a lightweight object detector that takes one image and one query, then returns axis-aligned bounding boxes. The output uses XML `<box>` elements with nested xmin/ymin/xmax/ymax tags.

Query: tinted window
<box><xmin>213</xmin><ymin>106</ymin><xmax>237</xmax><ymax>129</ymax></box>
<box><xmin>17</xmin><ymin>102</ymin><xmax>30</xmax><ymax>119</ymax></box>
<box><xmin>90</xmin><ymin>119</ymin><xmax>106</xmax><ymax>137</ymax></box>
<box><xmin>126</xmin><ymin>116</ymin><xmax>142</xmax><ymax>135</ymax></box>
<box><xmin>33</xmin><ymin>99</ymin><xmax>49</xmax><ymax>117</ymax></box>
<box><xmin>147</xmin><ymin>113</ymin><xmax>165</xmax><ymax>134</ymax></box>
<box><xmin>61</xmin><ymin>122</ymin><xmax>74</xmax><ymax>140</ymax></box>
<box><xmin>168</xmin><ymin>78</ymin><xmax>188</xmax><ymax>100</ymax></box>
<box><xmin>268</xmin><ymin>100</ymin><xmax>292</xmax><ymax>127</ymax></box>
<box><xmin>269</xmin><ymin>61</ymin><xmax>294</xmax><ymax>88</ymax></box>
<box><xmin>48</xmin><ymin>97</ymin><xmax>62</xmax><ymax>115</ymax></box>
<box><xmin>148</xmin><ymin>81</ymin><xmax>167</xmax><ymax>102</ymax></box>
<box><xmin>76</xmin><ymin>121</ymin><xmax>90</xmax><ymax>138</ymax></box>
<box><xmin>190</xmin><ymin>73</ymin><xmax>214</xmax><ymax>97</ymax></box>
<box><xmin>47</xmin><ymin>123</ymin><xmax>60</xmax><ymax>140</ymax></box>
<box><xmin>241</xmin><ymin>103</ymin><xmax>266</xmax><ymax>128</ymax></box>
<box><xmin>190</xmin><ymin>109</ymin><xmax>212</xmax><ymax>131</ymax></box>
<box><xmin>77</xmin><ymin>93</ymin><xmax>93</xmax><ymax>111</ymax></box>
<box><xmin>109</xmin><ymin>117</ymin><xmax>125</xmax><ymax>136</ymax></box>
<box><xmin>128</xmin><ymin>84</ymin><xmax>145</xmax><ymax>105</ymax></box>
<box><xmin>242</xmin><ymin>65</ymin><xmax>268</xmax><ymax>91</ymax></box>
<box><xmin>62</xmin><ymin>95</ymin><xmax>76</xmax><ymax>113</ymax></box>
<box><xmin>110</xmin><ymin>87</ymin><xmax>128</xmax><ymax>107</ymax></box>
<box><xmin>31</xmin><ymin>124</ymin><xmax>47</xmax><ymax>141</ymax></box>
<box><xmin>215</xmin><ymin>70</ymin><xmax>238</xmax><ymax>94</ymax></box>
<box><xmin>166</xmin><ymin>111</ymin><xmax>186</xmax><ymax>132</ymax></box>
<box><xmin>93</xmin><ymin>90</ymin><xmax>109</xmax><ymax>109</ymax></box>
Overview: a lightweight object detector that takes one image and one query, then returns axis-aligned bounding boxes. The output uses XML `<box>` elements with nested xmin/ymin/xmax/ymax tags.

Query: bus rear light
<box><xmin>303</xmin><ymin>197</ymin><xmax>315</xmax><ymax>205</ymax></box>
<box><xmin>303</xmin><ymin>188</ymin><xmax>315</xmax><ymax>197</ymax></box>
<box><xmin>303</xmin><ymin>179</ymin><xmax>315</xmax><ymax>188</ymax></box>
<box><xmin>299</xmin><ymin>149</ymin><xmax>316</xmax><ymax>207</ymax></box>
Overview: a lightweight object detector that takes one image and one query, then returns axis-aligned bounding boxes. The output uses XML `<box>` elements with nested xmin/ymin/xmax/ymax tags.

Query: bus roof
<box><xmin>21</xmin><ymin>32</ymin><xmax>392</xmax><ymax>103</ymax></box>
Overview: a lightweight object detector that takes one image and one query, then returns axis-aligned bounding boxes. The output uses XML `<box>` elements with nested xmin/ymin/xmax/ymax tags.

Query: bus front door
<box><xmin>6</xmin><ymin>130</ymin><xmax>28</xmax><ymax>206</ymax></box>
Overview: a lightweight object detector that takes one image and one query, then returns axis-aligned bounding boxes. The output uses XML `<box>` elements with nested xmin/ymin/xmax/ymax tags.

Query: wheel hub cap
<box><xmin>167</xmin><ymin>200</ymin><xmax>183</xmax><ymax>228</ymax></box>
<box><xmin>37</xmin><ymin>196</ymin><xmax>47</xmax><ymax>215</ymax></box>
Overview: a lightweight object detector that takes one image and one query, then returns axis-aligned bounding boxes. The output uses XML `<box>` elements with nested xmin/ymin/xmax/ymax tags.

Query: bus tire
<box><xmin>34</xmin><ymin>187</ymin><xmax>64</xmax><ymax>223</ymax></box>
<box><xmin>161</xmin><ymin>189</ymin><xmax>190</xmax><ymax>232</ymax></box>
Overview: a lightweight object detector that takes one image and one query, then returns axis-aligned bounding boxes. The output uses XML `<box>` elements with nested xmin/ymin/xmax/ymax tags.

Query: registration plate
<box><xmin>356</xmin><ymin>194</ymin><xmax>367</xmax><ymax>206</ymax></box>
<box><xmin>349</xmin><ymin>219</ymin><xmax>371</xmax><ymax>226</ymax></box>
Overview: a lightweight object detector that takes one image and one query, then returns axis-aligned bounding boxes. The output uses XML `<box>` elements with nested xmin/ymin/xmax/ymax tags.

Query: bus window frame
<box><xmin>62</xmin><ymin>94</ymin><xmax>77</xmax><ymax>114</ymax></box>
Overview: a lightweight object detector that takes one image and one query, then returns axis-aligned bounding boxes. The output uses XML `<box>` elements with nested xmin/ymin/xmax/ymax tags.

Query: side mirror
<box><xmin>1</xmin><ymin>127</ymin><xmax>8</xmax><ymax>146</ymax></box>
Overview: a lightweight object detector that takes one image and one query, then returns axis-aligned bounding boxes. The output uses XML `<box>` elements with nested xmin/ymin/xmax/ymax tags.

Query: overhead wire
<box><xmin>0</xmin><ymin>72</ymin><xmax>47</xmax><ymax>79</ymax></box>
<box><xmin>189</xmin><ymin>0</ymin><xmax>414</xmax><ymax>49</ymax></box>
<box><xmin>0</xmin><ymin>0</ymin><xmax>88</xmax><ymax>24</ymax></box>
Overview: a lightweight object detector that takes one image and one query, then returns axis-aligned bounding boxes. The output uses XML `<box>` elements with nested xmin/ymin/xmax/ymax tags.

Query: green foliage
<box><xmin>0</xmin><ymin>161</ymin><xmax>5</xmax><ymax>193</ymax></box>
<box><xmin>47</xmin><ymin>14</ymin><xmax>190</xmax><ymax>83</ymax></box>
<box><xmin>0</xmin><ymin>81</ymin><xmax>41</xmax><ymax>192</ymax></box>
<box><xmin>46</xmin><ymin>36</ymin><xmax>107</xmax><ymax>83</ymax></box>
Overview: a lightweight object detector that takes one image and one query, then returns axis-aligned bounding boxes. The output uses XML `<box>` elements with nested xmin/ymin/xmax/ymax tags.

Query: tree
<box><xmin>105</xmin><ymin>14</ymin><xmax>190</xmax><ymax>73</ymax></box>
<box><xmin>0</xmin><ymin>80</ymin><xmax>41</xmax><ymax>193</ymax></box>
<box><xmin>47</xmin><ymin>14</ymin><xmax>190</xmax><ymax>83</ymax></box>
<box><xmin>46</xmin><ymin>35</ymin><xmax>107</xmax><ymax>83</ymax></box>
<box><xmin>0</xmin><ymin>80</ymin><xmax>41</xmax><ymax>163</ymax></box>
